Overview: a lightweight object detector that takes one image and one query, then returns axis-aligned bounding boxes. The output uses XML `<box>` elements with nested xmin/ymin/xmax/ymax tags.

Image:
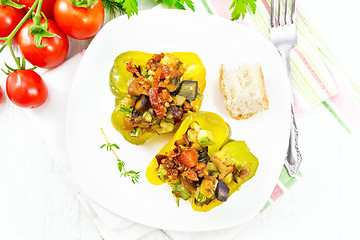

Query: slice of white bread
<box><xmin>219</xmin><ymin>63</ymin><xmax>269</xmax><ymax>120</ymax></box>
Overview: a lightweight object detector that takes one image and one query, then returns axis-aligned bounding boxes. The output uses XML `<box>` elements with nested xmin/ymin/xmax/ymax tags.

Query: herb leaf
<box><xmin>229</xmin><ymin>0</ymin><xmax>257</xmax><ymax>20</ymax></box>
<box><xmin>100</xmin><ymin>128</ymin><xmax>140</xmax><ymax>184</ymax></box>
<box><xmin>122</xmin><ymin>0</ymin><xmax>139</xmax><ymax>17</ymax></box>
<box><xmin>101</xmin><ymin>0</ymin><xmax>126</xmax><ymax>18</ymax></box>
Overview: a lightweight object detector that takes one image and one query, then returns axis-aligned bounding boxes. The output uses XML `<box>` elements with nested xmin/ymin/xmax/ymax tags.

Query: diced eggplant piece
<box><xmin>148</xmin><ymin>108</ymin><xmax>157</xmax><ymax>118</ymax></box>
<box><xmin>128</xmin><ymin>78</ymin><xmax>150</xmax><ymax>96</ymax></box>
<box><xmin>198</xmin><ymin>149</ymin><xmax>210</xmax><ymax>164</ymax></box>
<box><xmin>166</xmin><ymin>105</ymin><xmax>176</xmax><ymax>119</ymax></box>
<box><xmin>166</xmin><ymin>77</ymin><xmax>181</xmax><ymax>92</ymax></box>
<box><xmin>174</xmin><ymin>134</ymin><xmax>190</xmax><ymax>147</ymax></box>
<box><xmin>177</xmin><ymin>81</ymin><xmax>198</xmax><ymax>101</ymax></box>
<box><xmin>134</xmin><ymin>95</ymin><xmax>150</xmax><ymax>114</ymax></box>
<box><xmin>132</xmin><ymin>109</ymin><xmax>141</xmax><ymax>118</ymax></box>
<box><xmin>166</xmin><ymin>105</ymin><xmax>184</xmax><ymax>120</ymax></box>
<box><xmin>155</xmin><ymin>154</ymin><xmax>168</xmax><ymax>165</ymax></box>
<box><xmin>215</xmin><ymin>179</ymin><xmax>230</xmax><ymax>202</ymax></box>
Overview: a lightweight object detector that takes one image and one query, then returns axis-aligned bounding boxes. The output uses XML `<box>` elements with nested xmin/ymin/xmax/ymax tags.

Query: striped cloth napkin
<box><xmin>202</xmin><ymin>0</ymin><xmax>360</xmax><ymax>211</ymax></box>
<box><xmin>22</xmin><ymin>0</ymin><xmax>360</xmax><ymax>239</ymax></box>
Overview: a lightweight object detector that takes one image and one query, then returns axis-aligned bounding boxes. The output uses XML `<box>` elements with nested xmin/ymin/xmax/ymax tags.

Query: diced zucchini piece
<box><xmin>177</xmin><ymin>81</ymin><xmax>198</xmax><ymax>101</ymax></box>
<box><xmin>140</xmin><ymin>66</ymin><xmax>148</xmax><ymax>77</ymax></box>
<box><xmin>120</xmin><ymin>97</ymin><xmax>136</xmax><ymax>108</ymax></box>
<box><xmin>197</xmin><ymin>130</ymin><xmax>214</xmax><ymax>147</ymax></box>
<box><xmin>197</xmin><ymin>90</ymin><xmax>204</xmax><ymax>100</ymax></box>
<box><xmin>164</xmin><ymin>118</ymin><xmax>174</xmax><ymax>124</ymax></box>
<box><xmin>152</xmin><ymin>118</ymin><xmax>161</xmax><ymax>125</ymax></box>
<box><xmin>191</xmin><ymin>142</ymin><xmax>202</xmax><ymax>150</ymax></box>
<box><xmin>190</xmin><ymin>122</ymin><xmax>200</xmax><ymax>132</ymax></box>
<box><xmin>130</xmin><ymin>127</ymin><xmax>141</xmax><ymax>137</ymax></box>
<box><xmin>172</xmin><ymin>185</ymin><xmax>191</xmax><ymax>200</ymax></box>
<box><xmin>119</xmin><ymin>105</ymin><xmax>133</xmax><ymax>117</ymax></box>
<box><xmin>195</xmin><ymin>188</ymin><xmax>207</xmax><ymax>203</ymax></box>
<box><xmin>158</xmin><ymin>120</ymin><xmax>174</xmax><ymax>134</ymax></box>
<box><xmin>142</xmin><ymin>111</ymin><xmax>152</xmax><ymax>122</ymax></box>
<box><xmin>222</xmin><ymin>173</ymin><xmax>233</xmax><ymax>185</ymax></box>
<box><xmin>187</xmin><ymin>129</ymin><xmax>198</xmax><ymax>143</ymax></box>
<box><xmin>161</xmin><ymin>53</ymin><xmax>179</xmax><ymax>66</ymax></box>
<box><xmin>206</xmin><ymin>162</ymin><xmax>218</xmax><ymax>172</ymax></box>
<box><xmin>170</xmin><ymin>177</ymin><xmax>181</xmax><ymax>185</ymax></box>
<box><xmin>174</xmin><ymin>95</ymin><xmax>186</xmax><ymax>106</ymax></box>
<box><xmin>157</xmin><ymin>165</ymin><xmax>167</xmax><ymax>182</ymax></box>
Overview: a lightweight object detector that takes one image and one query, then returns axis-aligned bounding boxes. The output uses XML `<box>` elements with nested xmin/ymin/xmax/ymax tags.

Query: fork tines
<box><xmin>270</xmin><ymin>0</ymin><xmax>296</xmax><ymax>28</ymax></box>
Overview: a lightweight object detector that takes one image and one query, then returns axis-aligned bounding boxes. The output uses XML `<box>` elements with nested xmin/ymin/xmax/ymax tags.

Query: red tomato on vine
<box><xmin>0</xmin><ymin>5</ymin><xmax>26</xmax><ymax>39</ymax></box>
<box><xmin>19</xmin><ymin>0</ymin><xmax>56</xmax><ymax>19</ymax></box>
<box><xmin>0</xmin><ymin>86</ymin><xmax>3</xmax><ymax>103</ymax></box>
<box><xmin>54</xmin><ymin>0</ymin><xmax>104</xmax><ymax>40</ymax></box>
<box><xmin>6</xmin><ymin>70</ymin><xmax>48</xmax><ymax>108</ymax></box>
<box><xmin>17</xmin><ymin>18</ymin><xmax>69</xmax><ymax>69</ymax></box>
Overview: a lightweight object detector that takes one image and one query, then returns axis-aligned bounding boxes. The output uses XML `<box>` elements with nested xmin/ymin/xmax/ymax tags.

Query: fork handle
<box><xmin>280</xmin><ymin>48</ymin><xmax>302</xmax><ymax>177</ymax></box>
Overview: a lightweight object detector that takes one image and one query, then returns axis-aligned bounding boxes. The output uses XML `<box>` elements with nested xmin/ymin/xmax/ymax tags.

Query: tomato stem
<box><xmin>0</xmin><ymin>0</ymin><xmax>39</xmax><ymax>69</ymax></box>
<box><xmin>8</xmin><ymin>44</ymin><xmax>21</xmax><ymax>69</ymax></box>
<box><xmin>33</xmin><ymin>0</ymin><xmax>44</xmax><ymax>26</ymax></box>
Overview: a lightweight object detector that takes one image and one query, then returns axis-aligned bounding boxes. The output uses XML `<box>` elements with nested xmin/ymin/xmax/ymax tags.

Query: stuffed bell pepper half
<box><xmin>146</xmin><ymin>112</ymin><xmax>259</xmax><ymax>211</ymax></box>
<box><xmin>109</xmin><ymin>51</ymin><xmax>206</xmax><ymax>145</ymax></box>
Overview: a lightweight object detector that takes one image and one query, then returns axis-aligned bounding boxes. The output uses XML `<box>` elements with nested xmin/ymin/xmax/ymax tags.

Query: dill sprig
<box><xmin>100</xmin><ymin>128</ymin><xmax>140</xmax><ymax>184</ymax></box>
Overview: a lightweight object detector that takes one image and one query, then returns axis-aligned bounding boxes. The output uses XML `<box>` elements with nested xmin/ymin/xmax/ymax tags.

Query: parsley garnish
<box><xmin>100</xmin><ymin>128</ymin><xmax>140</xmax><ymax>184</ymax></box>
<box><xmin>229</xmin><ymin>0</ymin><xmax>257</xmax><ymax>20</ymax></box>
<box><xmin>101</xmin><ymin>0</ymin><xmax>256</xmax><ymax>20</ymax></box>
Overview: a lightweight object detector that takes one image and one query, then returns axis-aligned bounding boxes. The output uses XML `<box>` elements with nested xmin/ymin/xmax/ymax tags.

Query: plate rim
<box><xmin>66</xmin><ymin>8</ymin><xmax>290</xmax><ymax>232</ymax></box>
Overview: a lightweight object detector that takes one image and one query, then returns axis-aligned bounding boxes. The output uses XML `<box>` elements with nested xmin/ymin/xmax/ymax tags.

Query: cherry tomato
<box><xmin>54</xmin><ymin>0</ymin><xmax>104</xmax><ymax>40</ymax></box>
<box><xmin>179</xmin><ymin>148</ymin><xmax>199</xmax><ymax>168</ymax></box>
<box><xmin>6</xmin><ymin>70</ymin><xmax>48</xmax><ymax>108</ymax></box>
<box><xmin>19</xmin><ymin>0</ymin><xmax>56</xmax><ymax>19</ymax></box>
<box><xmin>0</xmin><ymin>86</ymin><xmax>3</xmax><ymax>103</ymax></box>
<box><xmin>17</xmin><ymin>18</ymin><xmax>69</xmax><ymax>69</ymax></box>
<box><xmin>0</xmin><ymin>5</ymin><xmax>26</xmax><ymax>39</ymax></box>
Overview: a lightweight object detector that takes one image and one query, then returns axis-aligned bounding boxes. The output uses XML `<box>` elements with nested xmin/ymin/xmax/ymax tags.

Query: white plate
<box><xmin>67</xmin><ymin>9</ymin><xmax>290</xmax><ymax>232</ymax></box>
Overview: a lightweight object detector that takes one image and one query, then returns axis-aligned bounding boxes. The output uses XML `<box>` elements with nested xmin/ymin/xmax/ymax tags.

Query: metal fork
<box><xmin>270</xmin><ymin>0</ymin><xmax>302</xmax><ymax>177</ymax></box>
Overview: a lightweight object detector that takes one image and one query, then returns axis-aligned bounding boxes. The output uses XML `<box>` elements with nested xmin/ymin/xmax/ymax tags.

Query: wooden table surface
<box><xmin>1</xmin><ymin>0</ymin><xmax>359</xmax><ymax>239</ymax></box>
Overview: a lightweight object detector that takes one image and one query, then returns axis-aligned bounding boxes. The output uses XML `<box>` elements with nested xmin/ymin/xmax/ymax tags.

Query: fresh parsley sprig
<box><xmin>229</xmin><ymin>0</ymin><xmax>257</xmax><ymax>20</ymax></box>
<box><xmin>101</xmin><ymin>0</ymin><xmax>256</xmax><ymax>20</ymax></box>
<box><xmin>100</xmin><ymin>128</ymin><xmax>140</xmax><ymax>184</ymax></box>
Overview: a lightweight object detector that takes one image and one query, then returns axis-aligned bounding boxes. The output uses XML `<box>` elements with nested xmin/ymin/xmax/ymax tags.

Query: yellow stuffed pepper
<box><xmin>109</xmin><ymin>51</ymin><xmax>206</xmax><ymax>145</ymax></box>
<box><xmin>146</xmin><ymin>112</ymin><xmax>259</xmax><ymax>212</ymax></box>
